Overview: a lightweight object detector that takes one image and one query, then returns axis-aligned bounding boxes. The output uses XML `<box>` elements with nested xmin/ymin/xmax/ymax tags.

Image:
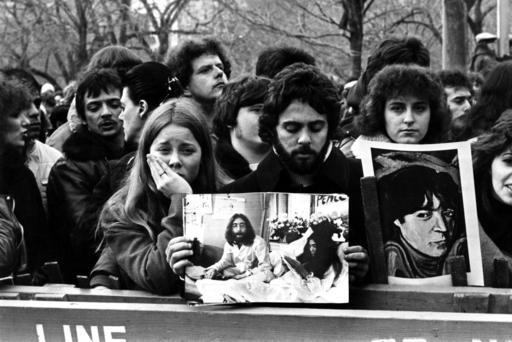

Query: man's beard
<box><xmin>274</xmin><ymin>139</ymin><xmax>329</xmax><ymax>175</ymax></box>
<box><xmin>234</xmin><ymin>233</ymin><xmax>246</xmax><ymax>244</ymax></box>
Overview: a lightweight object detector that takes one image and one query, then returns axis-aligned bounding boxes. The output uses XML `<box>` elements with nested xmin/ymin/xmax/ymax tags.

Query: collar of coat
<box><xmin>215</xmin><ymin>139</ymin><xmax>252</xmax><ymax>180</ymax></box>
<box><xmin>63</xmin><ymin>126</ymin><xmax>125</xmax><ymax>162</ymax></box>
<box><xmin>255</xmin><ymin>142</ymin><xmax>353</xmax><ymax>192</ymax></box>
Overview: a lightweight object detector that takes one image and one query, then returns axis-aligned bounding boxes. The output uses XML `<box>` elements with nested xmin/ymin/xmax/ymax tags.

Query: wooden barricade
<box><xmin>2</xmin><ymin>284</ymin><xmax>512</xmax><ymax>341</ymax></box>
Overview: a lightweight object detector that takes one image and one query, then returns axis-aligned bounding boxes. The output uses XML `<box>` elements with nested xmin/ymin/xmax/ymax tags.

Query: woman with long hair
<box><xmin>93</xmin><ymin>97</ymin><xmax>218</xmax><ymax>294</ymax></box>
<box><xmin>120</xmin><ymin>61</ymin><xmax>182</xmax><ymax>152</ymax></box>
<box><xmin>347</xmin><ymin>64</ymin><xmax>450</xmax><ymax>158</ymax></box>
<box><xmin>472</xmin><ymin>113</ymin><xmax>512</xmax><ymax>285</ymax></box>
<box><xmin>0</xmin><ymin>79</ymin><xmax>50</xmax><ymax>283</ymax></box>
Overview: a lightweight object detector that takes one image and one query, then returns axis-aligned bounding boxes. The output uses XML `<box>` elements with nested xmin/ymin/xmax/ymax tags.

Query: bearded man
<box><xmin>221</xmin><ymin>64</ymin><xmax>369</xmax><ymax>282</ymax></box>
<box><xmin>204</xmin><ymin>213</ymin><xmax>270</xmax><ymax>280</ymax></box>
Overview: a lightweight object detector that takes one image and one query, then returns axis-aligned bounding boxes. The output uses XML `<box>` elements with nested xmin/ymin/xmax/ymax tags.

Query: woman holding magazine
<box><xmin>90</xmin><ymin>97</ymin><xmax>221</xmax><ymax>294</ymax></box>
<box><xmin>345</xmin><ymin>64</ymin><xmax>451</xmax><ymax>158</ymax></box>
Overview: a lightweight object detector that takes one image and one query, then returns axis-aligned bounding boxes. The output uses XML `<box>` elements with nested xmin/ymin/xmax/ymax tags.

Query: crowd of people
<box><xmin>0</xmin><ymin>35</ymin><xmax>511</xmax><ymax>295</ymax></box>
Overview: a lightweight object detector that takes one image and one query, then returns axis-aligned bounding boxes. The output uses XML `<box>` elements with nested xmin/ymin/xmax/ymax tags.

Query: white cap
<box><xmin>476</xmin><ymin>32</ymin><xmax>497</xmax><ymax>43</ymax></box>
<box><xmin>41</xmin><ymin>82</ymin><xmax>55</xmax><ymax>94</ymax></box>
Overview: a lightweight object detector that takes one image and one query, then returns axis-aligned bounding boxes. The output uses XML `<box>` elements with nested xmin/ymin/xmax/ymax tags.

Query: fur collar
<box><xmin>63</xmin><ymin>126</ymin><xmax>124</xmax><ymax>162</ymax></box>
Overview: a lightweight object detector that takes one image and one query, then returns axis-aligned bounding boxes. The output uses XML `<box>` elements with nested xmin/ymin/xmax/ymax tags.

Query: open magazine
<box><xmin>182</xmin><ymin>192</ymin><xmax>349</xmax><ymax>303</ymax></box>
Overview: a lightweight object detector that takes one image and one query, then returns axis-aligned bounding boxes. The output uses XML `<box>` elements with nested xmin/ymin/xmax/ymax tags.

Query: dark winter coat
<box><xmin>90</xmin><ymin>193</ymin><xmax>184</xmax><ymax>295</ymax></box>
<box><xmin>0</xmin><ymin>194</ymin><xmax>26</xmax><ymax>277</ymax></box>
<box><xmin>215</xmin><ymin>139</ymin><xmax>253</xmax><ymax>180</ymax></box>
<box><xmin>221</xmin><ymin>147</ymin><xmax>367</xmax><ymax>248</ymax></box>
<box><xmin>0</xmin><ymin>156</ymin><xmax>49</xmax><ymax>283</ymax></box>
<box><xmin>47</xmin><ymin>127</ymin><xmax>124</xmax><ymax>283</ymax></box>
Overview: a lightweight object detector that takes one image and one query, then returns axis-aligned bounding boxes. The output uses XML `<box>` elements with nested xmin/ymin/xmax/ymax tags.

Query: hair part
<box><xmin>225</xmin><ymin>213</ymin><xmax>256</xmax><ymax>246</ymax></box>
<box><xmin>75</xmin><ymin>68</ymin><xmax>122</xmax><ymax>121</ymax></box>
<box><xmin>356</xmin><ymin>64</ymin><xmax>450</xmax><ymax>143</ymax></box>
<box><xmin>259</xmin><ymin>63</ymin><xmax>341</xmax><ymax>144</ymax></box>
<box><xmin>106</xmin><ymin>97</ymin><xmax>218</xmax><ymax>240</ymax></box>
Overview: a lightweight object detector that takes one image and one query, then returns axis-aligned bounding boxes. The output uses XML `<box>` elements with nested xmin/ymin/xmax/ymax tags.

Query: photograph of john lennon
<box><xmin>182</xmin><ymin>192</ymin><xmax>350</xmax><ymax>303</ymax></box>
<box><xmin>360</xmin><ymin>141</ymin><xmax>483</xmax><ymax>285</ymax></box>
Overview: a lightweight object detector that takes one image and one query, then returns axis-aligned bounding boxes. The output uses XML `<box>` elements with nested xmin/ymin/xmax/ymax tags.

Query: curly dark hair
<box><xmin>437</xmin><ymin>69</ymin><xmax>473</xmax><ymax>94</ymax></box>
<box><xmin>212</xmin><ymin>75</ymin><xmax>270</xmax><ymax>140</ymax></box>
<box><xmin>355</xmin><ymin>64</ymin><xmax>450</xmax><ymax>143</ymax></box>
<box><xmin>225</xmin><ymin>213</ymin><xmax>256</xmax><ymax>246</ymax></box>
<box><xmin>259</xmin><ymin>63</ymin><xmax>341</xmax><ymax>144</ymax></box>
<box><xmin>362</xmin><ymin>36</ymin><xmax>430</xmax><ymax>92</ymax></box>
<box><xmin>165</xmin><ymin>37</ymin><xmax>231</xmax><ymax>89</ymax></box>
<box><xmin>255</xmin><ymin>46</ymin><xmax>316</xmax><ymax>79</ymax></box>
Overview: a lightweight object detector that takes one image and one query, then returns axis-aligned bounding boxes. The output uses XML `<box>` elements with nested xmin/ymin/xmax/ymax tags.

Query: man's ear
<box><xmin>138</xmin><ymin>100</ymin><xmax>149</xmax><ymax>118</ymax></box>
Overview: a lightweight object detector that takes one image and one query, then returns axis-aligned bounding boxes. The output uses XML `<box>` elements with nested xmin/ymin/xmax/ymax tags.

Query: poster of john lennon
<box><xmin>359</xmin><ymin>141</ymin><xmax>484</xmax><ymax>286</ymax></box>
<box><xmin>182</xmin><ymin>192</ymin><xmax>349</xmax><ymax>303</ymax></box>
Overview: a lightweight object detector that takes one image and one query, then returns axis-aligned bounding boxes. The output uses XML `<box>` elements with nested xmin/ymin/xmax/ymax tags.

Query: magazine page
<box><xmin>183</xmin><ymin>192</ymin><xmax>349</xmax><ymax>303</ymax></box>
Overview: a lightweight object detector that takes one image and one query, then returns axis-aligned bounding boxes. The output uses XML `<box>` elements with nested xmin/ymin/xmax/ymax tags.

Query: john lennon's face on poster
<box><xmin>394</xmin><ymin>193</ymin><xmax>455</xmax><ymax>257</ymax></box>
<box><xmin>231</xmin><ymin>217</ymin><xmax>248</xmax><ymax>242</ymax></box>
<box><xmin>360</xmin><ymin>141</ymin><xmax>484</xmax><ymax>285</ymax></box>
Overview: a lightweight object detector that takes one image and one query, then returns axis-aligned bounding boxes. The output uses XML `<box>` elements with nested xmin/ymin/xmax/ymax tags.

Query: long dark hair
<box><xmin>356</xmin><ymin>64</ymin><xmax>450</xmax><ymax>143</ymax></box>
<box><xmin>299</xmin><ymin>231</ymin><xmax>338</xmax><ymax>278</ymax></box>
<box><xmin>225</xmin><ymin>213</ymin><xmax>256</xmax><ymax>246</ymax></box>
<box><xmin>123</xmin><ymin>62</ymin><xmax>182</xmax><ymax>112</ymax></box>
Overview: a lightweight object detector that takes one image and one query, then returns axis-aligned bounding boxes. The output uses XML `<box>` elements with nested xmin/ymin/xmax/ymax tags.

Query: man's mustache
<box><xmin>291</xmin><ymin>145</ymin><xmax>316</xmax><ymax>156</ymax></box>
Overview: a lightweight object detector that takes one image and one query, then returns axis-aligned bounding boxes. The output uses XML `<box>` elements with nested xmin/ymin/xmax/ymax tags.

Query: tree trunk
<box><xmin>75</xmin><ymin>0</ymin><xmax>89</xmax><ymax>70</ymax></box>
<box><xmin>349</xmin><ymin>26</ymin><xmax>363</xmax><ymax>79</ymax></box>
<box><xmin>342</xmin><ymin>0</ymin><xmax>364</xmax><ymax>78</ymax></box>
<box><xmin>442</xmin><ymin>0</ymin><xmax>468</xmax><ymax>70</ymax></box>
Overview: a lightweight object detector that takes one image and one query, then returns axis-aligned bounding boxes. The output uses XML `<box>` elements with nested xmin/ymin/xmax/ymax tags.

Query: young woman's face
<box><xmin>491</xmin><ymin>147</ymin><xmax>512</xmax><ymax>206</ymax></box>
<box><xmin>384</xmin><ymin>95</ymin><xmax>431</xmax><ymax>144</ymax></box>
<box><xmin>3</xmin><ymin>110</ymin><xmax>26</xmax><ymax>148</ymax></box>
<box><xmin>149</xmin><ymin>123</ymin><xmax>202</xmax><ymax>184</ymax></box>
<box><xmin>120</xmin><ymin>87</ymin><xmax>144</xmax><ymax>145</ymax></box>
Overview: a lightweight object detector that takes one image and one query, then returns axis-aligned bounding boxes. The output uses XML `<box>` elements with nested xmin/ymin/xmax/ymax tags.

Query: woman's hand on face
<box><xmin>338</xmin><ymin>244</ymin><xmax>369</xmax><ymax>284</ymax></box>
<box><xmin>165</xmin><ymin>236</ymin><xmax>194</xmax><ymax>277</ymax></box>
<box><xmin>147</xmin><ymin>154</ymin><xmax>193</xmax><ymax>197</ymax></box>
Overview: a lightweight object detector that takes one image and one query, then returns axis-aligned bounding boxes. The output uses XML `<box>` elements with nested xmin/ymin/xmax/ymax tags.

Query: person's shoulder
<box><xmin>254</xmin><ymin>235</ymin><xmax>266</xmax><ymax>246</ymax></box>
<box><xmin>220</xmin><ymin>171</ymin><xmax>259</xmax><ymax>193</ymax></box>
<box><xmin>329</xmin><ymin>147</ymin><xmax>363</xmax><ymax>178</ymax></box>
<box><xmin>35</xmin><ymin>140</ymin><xmax>63</xmax><ymax>162</ymax></box>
